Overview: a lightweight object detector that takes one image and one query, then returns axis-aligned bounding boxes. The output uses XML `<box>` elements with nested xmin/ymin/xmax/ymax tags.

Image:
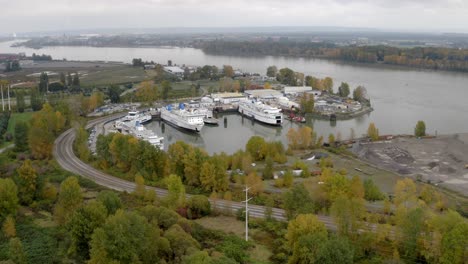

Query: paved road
<box><xmin>53</xmin><ymin>114</ymin><xmax>337</xmax><ymax>230</ymax></box>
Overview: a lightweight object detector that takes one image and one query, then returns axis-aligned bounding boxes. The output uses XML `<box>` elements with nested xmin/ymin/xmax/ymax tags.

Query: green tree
<box><xmin>439</xmin><ymin>222</ymin><xmax>468</xmax><ymax>264</ymax></box>
<box><xmin>30</xmin><ymin>88</ymin><xmax>44</xmax><ymax>111</ymax></box>
<box><xmin>0</xmin><ymin>179</ymin><xmax>19</xmax><ymax>220</ymax></box>
<box><xmin>328</xmin><ymin>133</ymin><xmax>335</xmax><ymax>146</ymax></box>
<box><xmin>38</xmin><ymin>72</ymin><xmax>49</xmax><ymax>94</ymax></box>
<box><xmin>262</xmin><ymin>156</ymin><xmax>274</xmax><ymax>180</ymax></box>
<box><xmin>165</xmin><ymin>224</ymin><xmax>200</xmax><ymax>262</ymax></box>
<box><xmin>54</xmin><ymin>177</ymin><xmax>83</xmax><ymax>225</ymax></box>
<box><xmin>415</xmin><ymin>120</ymin><xmax>426</xmax><ymax>137</ymax></box>
<box><xmin>15</xmin><ymin>91</ymin><xmax>26</xmax><ymax>113</ymax></box>
<box><xmin>187</xmin><ymin>195</ymin><xmax>211</xmax><ymax>219</ymax></box>
<box><xmin>14</xmin><ymin>121</ymin><xmax>29</xmax><ymax>152</ymax></box>
<box><xmin>68</xmin><ymin>200</ymin><xmax>108</xmax><ymax>259</ymax></box>
<box><xmin>166</xmin><ymin>174</ymin><xmax>186</xmax><ymax>209</ymax></box>
<box><xmin>89</xmin><ymin>210</ymin><xmax>166</xmax><ymax>264</ymax></box>
<box><xmin>72</xmin><ymin>72</ymin><xmax>80</xmax><ymax>86</ymax></box>
<box><xmin>67</xmin><ymin>72</ymin><xmax>73</xmax><ymax>87</ymax></box>
<box><xmin>277</xmin><ymin>68</ymin><xmax>297</xmax><ymax>86</ymax></box>
<box><xmin>97</xmin><ymin>190</ymin><xmax>122</xmax><ymax>215</ymax></box>
<box><xmin>9</xmin><ymin>238</ymin><xmax>27</xmax><ymax>264</ymax></box>
<box><xmin>283</xmin><ymin>184</ymin><xmax>315</xmax><ymax>219</ymax></box>
<box><xmin>338</xmin><ymin>82</ymin><xmax>350</xmax><ymax>97</ymax></box>
<box><xmin>16</xmin><ymin>159</ymin><xmax>37</xmax><ymax>205</ymax></box>
<box><xmin>315</xmin><ymin>235</ymin><xmax>354</xmax><ymax>264</ymax></box>
<box><xmin>266</xmin><ymin>65</ymin><xmax>278</xmax><ymax>77</ymax></box>
<box><xmin>353</xmin><ymin>86</ymin><xmax>368</xmax><ymax>103</ymax></box>
<box><xmin>108</xmin><ymin>85</ymin><xmax>121</xmax><ymax>103</ymax></box>
<box><xmin>59</xmin><ymin>72</ymin><xmax>66</xmax><ymax>85</ymax></box>
<box><xmin>367</xmin><ymin>122</ymin><xmax>379</xmax><ymax>141</ymax></box>
<box><xmin>161</xmin><ymin>80</ymin><xmax>172</xmax><ymax>100</ymax></box>
<box><xmin>363</xmin><ymin>178</ymin><xmax>385</xmax><ymax>201</ymax></box>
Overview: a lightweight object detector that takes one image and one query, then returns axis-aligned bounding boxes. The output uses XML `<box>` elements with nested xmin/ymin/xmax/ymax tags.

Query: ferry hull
<box><xmin>161</xmin><ymin>110</ymin><xmax>204</xmax><ymax>132</ymax></box>
<box><xmin>238</xmin><ymin>104</ymin><xmax>283</xmax><ymax>126</ymax></box>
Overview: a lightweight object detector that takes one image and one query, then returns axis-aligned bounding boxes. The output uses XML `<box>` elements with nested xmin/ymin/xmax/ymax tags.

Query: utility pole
<box><xmin>244</xmin><ymin>186</ymin><xmax>253</xmax><ymax>241</ymax></box>
<box><xmin>1</xmin><ymin>83</ymin><xmax>4</xmax><ymax>111</ymax></box>
<box><xmin>7</xmin><ymin>83</ymin><xmax>11</xmax><ymax>111</ymax></box>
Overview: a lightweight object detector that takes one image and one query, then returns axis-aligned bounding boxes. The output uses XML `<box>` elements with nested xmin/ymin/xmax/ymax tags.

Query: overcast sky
<box><xmin>1</xmin><ymin>0</ymin><xmax>468</xmax><ymax>34</ymax></box>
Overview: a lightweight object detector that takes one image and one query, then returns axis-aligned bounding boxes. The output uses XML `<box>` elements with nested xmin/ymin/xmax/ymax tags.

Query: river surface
<box><xmin>1</xmin><ymin>41</ymin><xmax>468</xmax><ymax>154</ymax></box>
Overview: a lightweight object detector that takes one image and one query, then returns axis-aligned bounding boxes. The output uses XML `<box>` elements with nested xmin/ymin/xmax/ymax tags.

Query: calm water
<box><xmin>1</xmin><ymin>40</ymin><xmax>467</xmax><ymax>154</ymax></box>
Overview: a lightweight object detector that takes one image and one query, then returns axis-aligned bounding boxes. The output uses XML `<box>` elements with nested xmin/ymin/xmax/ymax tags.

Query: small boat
<box><xmin>204</xmin><ymin>117</ymin><xmax>219</xmax><ymax>125</ymax></box>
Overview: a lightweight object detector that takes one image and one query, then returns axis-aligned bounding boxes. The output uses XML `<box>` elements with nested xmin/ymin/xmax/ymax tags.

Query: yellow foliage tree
<box><xmin>367</xmin><ymin>122</ymin><xmax>379</xmax><ymax>141</ymax></box>
<box><xmin>2</xmin><ymin>215</ymin><xmax>16</xmax><ymax>238</ymax></box>
<box><xmin>245</xmin><ymin>172</ymin><xmax>263</xmax><ymax>196</ymax></box>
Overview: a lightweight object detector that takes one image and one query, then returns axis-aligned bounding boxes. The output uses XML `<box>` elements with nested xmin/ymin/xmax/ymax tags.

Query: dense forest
<box><xmin>195</xmin><ymin>40</ymin><xmax>468</xmax><ymax>72</ymax></box>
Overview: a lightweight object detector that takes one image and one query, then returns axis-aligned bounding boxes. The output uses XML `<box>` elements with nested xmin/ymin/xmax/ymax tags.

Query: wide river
<box><xmin>1</xmin><ymin>41</ymin><xmax>468</xmax><ymax>154</ymax></box>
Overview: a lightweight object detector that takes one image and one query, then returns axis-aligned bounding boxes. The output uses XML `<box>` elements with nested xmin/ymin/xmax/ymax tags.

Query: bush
<box><xmin>187</xmin><ymin>195</ymin><xmax>211</xmax><ymax>219</ymax></box>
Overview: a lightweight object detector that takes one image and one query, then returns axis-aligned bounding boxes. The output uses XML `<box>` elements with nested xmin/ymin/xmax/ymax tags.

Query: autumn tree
<box><xmin>367</xmin><ymin>122</ymin><xmax>379</xmax><ymax>141</ymax></box>
<box><xmin>245</xmin><ymin>172</ymin><xmax>263</xmax><ymax>196</ymax></box>
<box><xmin>322</xmin><ymin>77</ymin><xmax>334</xmax><ymax>93</ymax></box>
<box><xmin>415</xmin><ymin>120</ymin><xmax>426</xmax><ymax>137</ymax></box>
<box><xmin>200</xmin><ymin>161</ymin><xmax>216</xmax><ymax>192</ymax></box>
<box><xmin>246</xmin><ymin>136</ymin><xmax>266</xmax><ymax>161</ymax></box>
<box><xmin>223</xmin><ymin>65</ymin><xmax>234</xmax><ymax>78</ymax></box>
<box><xmin>353</xmin><ymin>86</ymin><xmax>369</xmax><ymax>103</ymax></box>
<box><xmin>16</xmin><ymin>159</ymin><xmax>37</xmax><ymax>205</ymax></box>
<box><xmin>28</xmin><ymin>103</ymin><xmax>66</xmax><ymax>159</ymax></box>
<box><xmin>286</xmin><ymin>214</ymin><xmax>328</xmax><ymax>264</ymax></box>
<box><xmin>264</xmin><ymin>82</ymin><xmax>272</xmax><ymax>89</ymax></box>
<box><xmin>54</xmin><ymin>177</ymin><xmax>83</xmax><ymax>225</ymax></box>
<box><xmin>299</xmin><ymin>93</ymin><xmax>314</xmax><ymax>114</ymax></box>
<box><xmin>136</xmin><ymin>80</ymin><xmax>159</xmax><ymax>105</ymax></box>
<box><xmin>134</xmin><ymin>174</ymin><xmax>146</xmax><ymax>198</ymax></box>
<box><xmin>2</xmin><ymin>215</ymin><xmax>16</xmax><ymax>238</ymax></box>
<box><xmin>330</xmin><ymin>195</ymin><xmax>365</xmax><ymax>237</ymax></box>
<box><xmin>0</xmin><ymin>179</ymin><xmax>19</xmax><ymax>220</ymax></box>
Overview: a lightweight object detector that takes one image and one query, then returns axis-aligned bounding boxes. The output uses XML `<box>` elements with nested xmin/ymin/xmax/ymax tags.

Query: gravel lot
<box><xmin>353</xmin><ymin>134</ymin><xmax>468</xmax><ymax>195</ymax></box>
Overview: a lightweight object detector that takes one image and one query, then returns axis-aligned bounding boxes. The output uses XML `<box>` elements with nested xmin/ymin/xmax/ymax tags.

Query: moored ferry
<box><xmin>238</xmin><ymin>100</ymin><xmax>283</xmax><ymax>126</ymax></box>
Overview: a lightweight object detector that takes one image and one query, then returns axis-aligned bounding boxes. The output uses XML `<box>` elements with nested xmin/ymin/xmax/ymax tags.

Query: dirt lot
<box><xmin>353</xmin><ymin>134</ymin><xmax>468</xmax><ymax>196</ymax></box>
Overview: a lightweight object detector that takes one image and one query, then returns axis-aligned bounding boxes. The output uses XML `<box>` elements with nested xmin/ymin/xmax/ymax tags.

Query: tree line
<box><xmin>197</xmin><ymin>40</ymin><xmax>468</xmax><ymax>72</ymax></box>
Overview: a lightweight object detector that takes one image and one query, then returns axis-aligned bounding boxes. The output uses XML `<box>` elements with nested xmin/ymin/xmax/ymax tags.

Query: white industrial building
<box><xmin>163</xmin><ymin>66</ymin><xmax>184</xmax><ymax>77</ymax></box>
<box><xmin>283</xmin><ymin>86</ymin><xmax>313</xmax><ymax>95</ymax></box>
<box><xmin>244</xmin><ymin>89</ymin><xmax>283</xmax><ymax>100</ymax></box>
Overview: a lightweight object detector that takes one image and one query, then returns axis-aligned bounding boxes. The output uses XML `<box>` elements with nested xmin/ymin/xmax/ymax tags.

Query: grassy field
<box><xmin>80</xmin><ymin>66</ymin><xmax>149</xmax><ymax>86</ymax></box>
<box><xmin>195</xmin><ymin>216</ymin><xmax>272</xmax><ymax>263</ymax></box>
<box><xmin>7</xmin><ymin>112</ymin><xmax>34</xmax><ymax>134</ymax></box>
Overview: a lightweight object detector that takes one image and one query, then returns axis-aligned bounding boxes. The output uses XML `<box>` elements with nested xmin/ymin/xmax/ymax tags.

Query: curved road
<box><xmin>53</xmin><ymin>114</ymin><xmax>337</xmax><ymax>230</ymax></box>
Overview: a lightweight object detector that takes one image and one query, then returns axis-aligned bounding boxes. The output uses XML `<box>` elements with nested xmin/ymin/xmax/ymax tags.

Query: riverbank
<box><xmin>310</xmin><ymin>105</ymin><xmax>374</xmax><ymax>121</ymax></box>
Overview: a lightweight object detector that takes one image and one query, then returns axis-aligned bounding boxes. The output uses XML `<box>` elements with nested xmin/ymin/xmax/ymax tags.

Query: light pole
<box><xmin>244</xmin><ymin>186</ymin><xmax>253</xmax><ymax>241</ymax></box>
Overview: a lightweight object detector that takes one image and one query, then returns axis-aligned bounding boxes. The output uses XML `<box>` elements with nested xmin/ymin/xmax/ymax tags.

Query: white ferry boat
<box><xmin>114</xmin><ymin>120</ymin><xmax>164</xmax><ymax>150</ymax></box>
<box><xmin>238</xmin><ymin>100</ymin><xmax>283</xmax><ymax>126</ymax></box>
<box><xmin>122</xmin><ymin>110</ymin><xmax>152</xmax><ymax>124</ymax></box>
<box><xmin>160</xmin><ymin>103</ymin><xmax>205</xmax><ymax>132</ymax></box>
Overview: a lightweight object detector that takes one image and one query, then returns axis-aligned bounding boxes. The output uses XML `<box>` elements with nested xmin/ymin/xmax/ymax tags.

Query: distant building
<box><xmin>211</xmin><ymin>92</ymin><xmax>247</xmax><ymax>104</ymax></box>
<box><xmin>163</xmin><ymin>66</ymin><xmax>184</xmax><ymax>77</ymax></box>
<box><xmin>283</xmin><ymin>86</ymin><xmax>313</xmax><ymax>95</ymax></box>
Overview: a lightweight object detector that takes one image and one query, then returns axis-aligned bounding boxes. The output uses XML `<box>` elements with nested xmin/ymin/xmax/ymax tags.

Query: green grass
<box><xmin>7</xmin><ymin>112</ymin><xmax>33</xmax><ymax>134</ymax></box>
